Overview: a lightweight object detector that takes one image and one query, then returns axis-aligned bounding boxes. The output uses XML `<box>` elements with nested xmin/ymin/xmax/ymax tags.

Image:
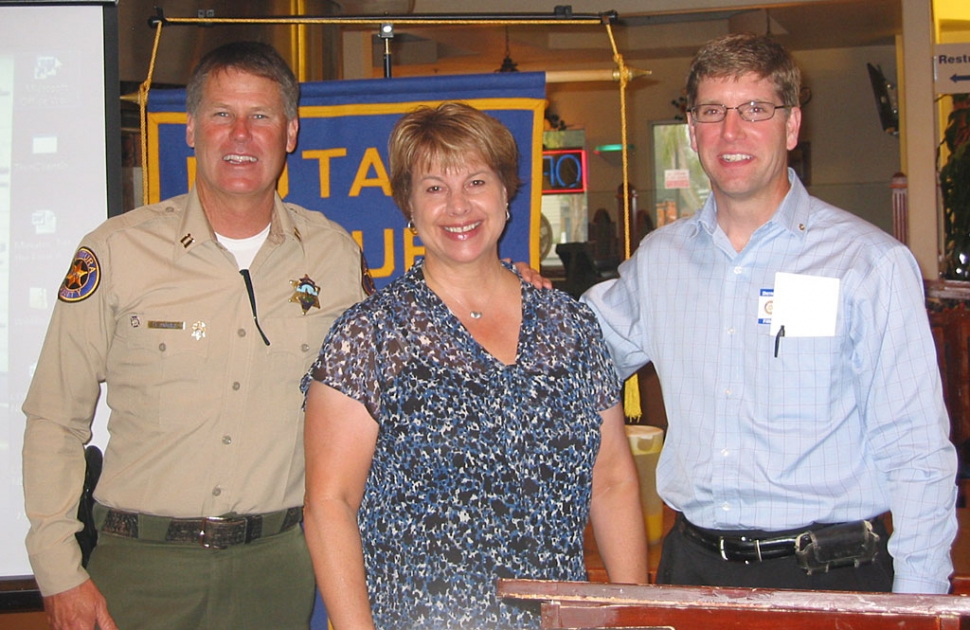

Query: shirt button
<box><xmin>727</xmin><ymin>327</ymin><xmax>735</xmax><ymax>335</ymax></box>
<box><xmin>232</xmin><ymin>382</ymin><xmax>241</xmax><ymax>391</ymax></box>
<box><xmin>237</xmin><ymin>329</ymin><xmax>246</xmax><ymax>337</ymax></box>
<box><xmin>721</xmin><ymin>448</ymin><xmax>730</xmax><ymax>457</ymax></box>
<box><xmin>724</xmin><ymin>388</ymin><xmax>732</xmax><ymax>397</ymax></box>
<box><xmin>212</xmin><ymin>487</ymin><xmax>222</xmax><ymax>497</ymax></box>
<box><xmin>721</xmin><ymin>502</ymin><xmax>731</xmax><ymax>511</ymax></box>
<box><xmin>301</xmin><ymin>343</ymin><xmax>310</xmax><ymax>352</ymax></box>
<box><xmin>222</xmin><ymin>435</ymin><xmax>232</xmax><ymax>445</ymax></box>
<box><xmin>733</xmin><ymin>266</ymin><xmax>743</xmax><ymax>274</ymax></box>
<box><xmin>158</xmin><ymin>342</ymin><xmax>166</xmax><ymax>352</ymax></box>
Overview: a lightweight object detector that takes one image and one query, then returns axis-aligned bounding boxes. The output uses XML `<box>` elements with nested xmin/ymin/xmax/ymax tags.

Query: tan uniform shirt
<box><xmin>23</xmin><ymin>190</ymin><xmax>367</xmax><ymax>595</ymax></box>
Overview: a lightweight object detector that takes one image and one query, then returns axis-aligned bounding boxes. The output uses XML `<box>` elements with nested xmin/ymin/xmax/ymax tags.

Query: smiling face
<box><xmin>688</xmin><ymin>72</ymin><xmax>801</xmax><ymax>213</ymax></box>
<box><xmin>409</xmin><ymin>154</ymin><xmax>508</xmax><ymax>268</ymax></box>
<box><xmin>185</xmin><ymin>67</ymin><xmax>298</xmax><ymax>207</ymax></box>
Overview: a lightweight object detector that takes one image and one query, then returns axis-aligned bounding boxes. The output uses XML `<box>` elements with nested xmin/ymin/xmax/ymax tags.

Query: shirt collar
<box><xmin>693</xmin><ymin>168</ymin><xmax>811</xmax><ymax>240</ymax></box>
<box><xmin>695</xmin><ymin>194</ymin><xmax>718</xmax><ymax>238</ymax></box>
<box><xmin>772</xmin><ymin>169</ymin><xmax>812</xmax><ymax>238</ymax></box>
<box><xmin>174</xmin><ymin>188</ymin><xmax>303</xmax><ymax>257</ymax></box>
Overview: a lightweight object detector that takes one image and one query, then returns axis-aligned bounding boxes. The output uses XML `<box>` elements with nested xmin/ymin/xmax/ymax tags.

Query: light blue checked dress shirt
<box><xmin>583</xmin><ymin>171</ymin><xmax>958</xmax><ymax>594</ymax></box>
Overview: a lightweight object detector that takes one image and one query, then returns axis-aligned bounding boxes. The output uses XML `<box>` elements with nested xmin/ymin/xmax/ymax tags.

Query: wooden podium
<box><xmin>497</xmin><ymin>579</ymin><xmax>970</xmax><ymax>629</ymax></box>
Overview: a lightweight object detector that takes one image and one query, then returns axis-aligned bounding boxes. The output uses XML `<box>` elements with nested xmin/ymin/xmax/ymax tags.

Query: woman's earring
<box><xmin>505</xmin><ymin>205</ymin><xmax>511</xmax><ymax>222</ymax></box>
<box><xmin>406</xmin><ymin>219</ymin><xmax>418</xmax><ymax>235</ymax></box>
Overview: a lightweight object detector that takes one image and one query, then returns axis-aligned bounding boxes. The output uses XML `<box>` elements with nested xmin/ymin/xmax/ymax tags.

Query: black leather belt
<box><xmin>98</xmin><ymin>505</ymin><xmax>303</xmax><ymax>550</ymax></box>
<box><xmin>678</xmin><ymin>514</ymin><xmax>847</xmax><ymax>563</ymax></box>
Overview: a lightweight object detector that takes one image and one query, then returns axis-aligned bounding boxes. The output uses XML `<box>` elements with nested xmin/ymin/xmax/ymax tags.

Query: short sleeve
<box><xmin>577</xmin><ymin>300</ymin><xmax>623</xmax><ymax>412</ymax></box>
<box><xmin>301</xmin><ymin>303</ymin><xmax>382</xmax><ymax>419</ymax></box>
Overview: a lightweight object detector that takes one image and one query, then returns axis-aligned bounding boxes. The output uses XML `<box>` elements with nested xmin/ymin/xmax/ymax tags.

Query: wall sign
<box><xmin>542</xmin><ymin>148</ymin><xmax>587</xmax><ymax>194</ymax></box>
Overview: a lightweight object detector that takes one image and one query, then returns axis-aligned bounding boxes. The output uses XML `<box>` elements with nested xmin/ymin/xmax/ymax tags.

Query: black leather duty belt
<box><xmin>678</xmin><ymin>514</ymin><xmax>873</xmax><ymax>563</ymax></box>
<box><xmin>99</xmin><ymin>505</ymin><xmax>303</xmax><ymax>550</ymax></box>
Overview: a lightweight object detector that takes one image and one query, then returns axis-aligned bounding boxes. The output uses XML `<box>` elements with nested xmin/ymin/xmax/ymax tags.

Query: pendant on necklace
<box><xmin>470</xmin><ymin>311</ymin><xmax>483</xmax><ymax>319</ymax></box>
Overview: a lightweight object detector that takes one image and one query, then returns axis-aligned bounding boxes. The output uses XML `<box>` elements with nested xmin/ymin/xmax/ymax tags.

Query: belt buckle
<box><xmin>718</xmin><ymin>536</ymin><xmax>761</xmax><ymax>562</ymax></box>
<box><xmin>198</xmin><ymin>515</ymin><xmax>245</xmax><ymax>549</ymax></box>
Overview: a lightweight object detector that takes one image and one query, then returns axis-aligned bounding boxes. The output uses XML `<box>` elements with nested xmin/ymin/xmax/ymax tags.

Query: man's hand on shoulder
<box><xmin>44</xmin><ymin>579</ymin><xmax>117</xmax><ymax>630</ymax></box>
<box><xmin>508</xmin><ymin>260</ymin><xmax>553</xmax><ymax>289</ymax></box>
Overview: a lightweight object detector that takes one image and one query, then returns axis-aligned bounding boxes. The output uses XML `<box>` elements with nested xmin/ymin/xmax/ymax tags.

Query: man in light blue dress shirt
<box><xmin>583</xmin><ymin>33</ymin><xmax>958</xmax><ymax>594</ymax></box>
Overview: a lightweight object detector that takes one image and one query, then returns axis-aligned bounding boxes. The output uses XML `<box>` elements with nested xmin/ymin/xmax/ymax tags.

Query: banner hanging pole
<box><xmin>147</xmin><ymin>8</ymin><xmax>617</xmax><ymax>29</ymax></box>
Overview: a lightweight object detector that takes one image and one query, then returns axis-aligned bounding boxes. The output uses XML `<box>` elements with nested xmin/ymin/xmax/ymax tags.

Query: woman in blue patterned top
<box><xmin>301</xmin><ymin>102</ymin><xmax>648</xmax><ymax>629</ymax></box>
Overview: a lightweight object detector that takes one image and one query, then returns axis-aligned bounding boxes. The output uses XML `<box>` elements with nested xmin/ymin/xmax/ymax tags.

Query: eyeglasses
<box><xmin>689</xmin><ymin>101</ymin><xmax>789</xmax><ymax>123</ymax></box>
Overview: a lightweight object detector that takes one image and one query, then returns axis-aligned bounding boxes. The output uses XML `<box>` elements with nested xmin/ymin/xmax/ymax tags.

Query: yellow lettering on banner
<box><xmin>348</xmin><ymin>148</ymin><xmax>392</xmax><ymax>197</ymax></box>
<box><xmin>302</xmin><ymin>148</ymin><xmax>348</xmax><ymax>198</ymax></box>
<box><xmin>352</xmin><ymin>228</ymin><xmax>396</xmax><ymax>278</ymax></box>
<box><xmin>404</xmin><ymin>228</ymin><xmax>425</xmax><ymax>269</ymax></box>
<box><xmin>187</xmin><ymin>156</ymin><xmax>196</xmax><ymax>190</ymax></box>
<box><xmin>277</xmin><ymin>163</ymin><xmax>290</xmax><ymax>198</ymax></box>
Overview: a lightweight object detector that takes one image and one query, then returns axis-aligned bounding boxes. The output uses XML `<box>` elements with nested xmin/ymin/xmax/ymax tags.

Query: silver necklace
<box><xmin>424</xmin><ymin>268</ymin><xmax>483</xmax><ymax>320</ymax></box>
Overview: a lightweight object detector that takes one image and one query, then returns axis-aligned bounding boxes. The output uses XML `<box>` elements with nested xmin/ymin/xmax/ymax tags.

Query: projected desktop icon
<box><xmin>31</xmin><ymin>209</ymin><xmax>56</xmax><ymax>234</ymax></box>
<box><xmin>34</xmin><ymin>56</ymin><xmax>62</xmax><ymax>80</ymax></box>
<box><xmin>30</xmin><ymin>287</ymin><xmax>49</xmax><ymax>310</ymax></box>
<box><xmin>32</xmin><ymin>136</ymin><xmax>57</xmax><ymax>154</ymax></box>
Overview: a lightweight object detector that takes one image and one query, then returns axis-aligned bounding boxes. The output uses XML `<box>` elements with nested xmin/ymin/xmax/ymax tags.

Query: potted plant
<box><xmin>940</xmin><ymin>94</ymin><xmax>970</xmax><ymax>280</ymax></box>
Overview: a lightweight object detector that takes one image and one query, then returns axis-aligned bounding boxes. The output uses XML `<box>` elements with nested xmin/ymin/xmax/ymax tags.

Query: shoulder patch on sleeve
<box><xmin>58</xmin><ymin>247</ymin><xmax>101</xmax><ymax>303</ymax></box>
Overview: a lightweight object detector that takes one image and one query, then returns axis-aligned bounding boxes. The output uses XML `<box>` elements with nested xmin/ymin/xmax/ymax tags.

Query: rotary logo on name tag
<box><xmin>757</xmin><ymin>288</ymin><xmax>773</xmax><ymax>325</ymax></box>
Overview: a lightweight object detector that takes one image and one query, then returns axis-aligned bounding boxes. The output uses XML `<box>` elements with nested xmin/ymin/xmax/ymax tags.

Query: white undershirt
<box><xmin>216</xmin><ymin>224</ymin><xmax>271</xmax><ymax>270</ymax></box>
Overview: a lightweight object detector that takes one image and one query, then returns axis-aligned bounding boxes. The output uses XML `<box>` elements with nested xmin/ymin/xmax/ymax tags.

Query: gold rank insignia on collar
<box><xmin>290</xmin><ymin>275</ymin><xmax>321</xmax><ymax>315</ymax></box>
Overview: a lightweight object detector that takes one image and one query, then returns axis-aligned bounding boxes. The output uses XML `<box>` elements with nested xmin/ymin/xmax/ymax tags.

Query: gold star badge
<box><xmin>290</xmin><ymin>275</ymin><xmax>321</xmax><ymax>315</ymax></box>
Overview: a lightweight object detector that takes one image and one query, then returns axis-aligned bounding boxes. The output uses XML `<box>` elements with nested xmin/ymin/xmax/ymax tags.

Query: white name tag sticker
<box><xmin>769</xmin><ymin>272</ymin><xmax>839</xmax><ymax>337</ymax></box>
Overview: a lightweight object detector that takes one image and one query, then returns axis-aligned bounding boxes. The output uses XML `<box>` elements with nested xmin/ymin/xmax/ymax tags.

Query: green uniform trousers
<box><xmin>87</xmin><ymin>525</ymin><xmax>315</xmax><ymax>630</ymax></box>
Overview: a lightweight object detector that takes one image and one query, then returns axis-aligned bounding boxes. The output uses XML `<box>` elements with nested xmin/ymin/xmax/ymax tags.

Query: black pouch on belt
<box><xmin>794</xmin><ymin>520</ymin><xmax>880</xmax><ymax>574</ymax></box>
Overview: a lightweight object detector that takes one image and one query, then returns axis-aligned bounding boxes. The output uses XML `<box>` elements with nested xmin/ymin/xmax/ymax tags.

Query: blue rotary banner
<box><xmin>146</xmin><ymin>72</ymin><xmax>547</xmax><ymax>290</ymax></box>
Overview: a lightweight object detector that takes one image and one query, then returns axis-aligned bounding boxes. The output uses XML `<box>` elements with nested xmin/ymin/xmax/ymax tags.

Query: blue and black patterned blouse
<box><xmin>302</xmin><ymin>259</ymin><xmax>620</xmax><ymax>629</ymax></box>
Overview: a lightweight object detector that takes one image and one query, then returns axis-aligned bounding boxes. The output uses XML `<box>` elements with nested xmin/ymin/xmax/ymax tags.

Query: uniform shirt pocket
<box><xmin>109</xmin><ymin>313</ymin><xmax>210</xmax><ymax>429</ymax></box>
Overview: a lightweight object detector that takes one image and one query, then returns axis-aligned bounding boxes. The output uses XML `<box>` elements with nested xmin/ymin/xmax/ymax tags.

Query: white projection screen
<box><xmin>0</xmin><ymin>0</ymin><xmax>121</xmax><ymax>600</ymax></box>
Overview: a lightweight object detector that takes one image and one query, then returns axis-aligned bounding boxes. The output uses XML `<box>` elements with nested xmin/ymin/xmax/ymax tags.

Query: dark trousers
<box><xmin>657</xmin><ymin>514</ymin><xmax>894</xmax><ymax>592</ymax></box>
<box><xmin>87</xmin><ymin>526</ymin><xmax>316</xmax><ymax>630</ymax></box>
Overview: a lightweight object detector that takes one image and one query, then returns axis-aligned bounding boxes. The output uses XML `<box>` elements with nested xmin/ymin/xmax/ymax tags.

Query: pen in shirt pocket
<box><xmin>774</xmin><ymin>324</ymin><xmax>785</xmax><ymax>358</ymax></box>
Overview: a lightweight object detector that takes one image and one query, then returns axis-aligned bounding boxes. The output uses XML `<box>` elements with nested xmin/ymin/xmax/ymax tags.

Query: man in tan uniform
<box><xmin>22</xmin><ymin>41</ymin><xmax>368</xmax><ymax>630</ymax></box>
